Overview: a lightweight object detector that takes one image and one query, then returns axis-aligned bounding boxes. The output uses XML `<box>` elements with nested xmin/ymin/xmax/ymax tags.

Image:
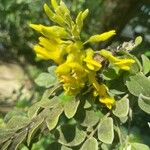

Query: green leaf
<box><xmin>126</xmin><ymin>73</ymin><xmax>150</xmax><ymax>97</ymax></box>
<box><xmin>8</xmin><ymin>130</ymin><xmax>27</xmax><ymax>150</ymax></box>
<box><xmin>6</xmin><ymin>116</ymin><xmax>29</xmax><ymax>130</ymax></box>
<box><xmin>47</xmin><ymin>66</ymin><xmax>57</xmax><ymax>75</ymax></box>
<box><xmin>1</xmin><ymin>140</ymin><xmax>12</xmax><ymax>150</ymax></box>
<box><xmin>131</xmin><ymin>143</ymin><xmax>150</xmax><ymax>150</ymax></box>
<box><xmin>64</xmin><ymin>98</ymin><xmax>80</xmax><ymax>119</ymax></box>
<box><xmin>27</xmin><ymin>117</ymin><xmax>44</xmax><ymax>146</ymax></box>
<box><xmin>98</xmin><ymin>117</ymin><xmax>114</xmax><ymax>144</ymax></box>
<box><xmin>141</xmin><ymin>55</ymin><xmax>150</xmax><ymax>75</ymax></box>
<box><xmin>135</xmin><ymin>36</ymin><xmax>142</xmax><ymax>47</ymax></box>
<box><xmin>138</xmin><ymin>94</ymin><xmax>150</xmax><ymax>114</ymax></box>
<box><xmin>4</xmin><ymin>111</ymin><xmax>26</xmax><ymax>123</ymax></box>
<box><xmin>80</xmin><ymin>110</ymin><xmax>100</xmax><ymax>127</ymax></box>
<box><xmin>59</xmin><ymin>92</ymin><xmax>74</xmax><ymax>102</ymax></box>
<box><xmin>28</xmin><ymin>104</ymin><xmax>41</xmax><ymax>119</ymax></box>
<box><xmin>113</xmin><ymin>96</ymin><xmax>129</xmax><ymax>118</ymax></box>
<box><xmin>0</xmin><ymin>129</ymin><xmax>15</xmax><ymax>144</ymax></box>
<box><xmin>46</xmin><ymin>104</ymin><xmax>63</xmax><ymax>131</ymax></box>
<box><xmin>35</xmin><ymin>72</ymin><xmax>57</xmax><ymax>88</ymax></box>
<box><xmin>102</xmin><ymin>68</ymin><xmax>119</xmax><ymax>80</ymax></box>
<box><xmin>58</xmin><ymin>125</ymin><xmax>86</xmax><ymax>147</ymax></box>
<box><xmin>80</xmin><ymin>137</ymin><xmax>98</xmax><ymax>150</ymax></box>
<box><xmin>39</xmin><ymin>96</ymin><xmax>61</xmax><ymax>109</ymax></box>
<box><xmin>61</xmin><ymin>145</ymin><xmax>72</xmax><ymax>150</ymax></box>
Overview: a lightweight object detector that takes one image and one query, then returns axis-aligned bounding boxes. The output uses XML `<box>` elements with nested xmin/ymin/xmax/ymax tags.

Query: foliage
<box><xmin>0</xmin><ymin>0</ymin><xmax>48</xmax><ymax>61</ymax></box>
<box><xmin>0</xmin><ymin>0</ymin><xmax>150</xmax><ymax>150</ymax></box>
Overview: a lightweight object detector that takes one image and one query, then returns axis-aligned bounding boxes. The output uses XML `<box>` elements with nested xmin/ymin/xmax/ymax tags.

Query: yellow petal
<box><xmin>100</xmin><ymin>96</ymin><xmax>115</xmax><ymax>109</ymax></box>
<box><xmin>86</xmin><ymin>30</ymin><xmax>116</xmax><ymax>43</ymax></box>
<box><xmin>51</xmin><ymin>0</ymin><xmax>58</xmax><ymax>10</ymax></box>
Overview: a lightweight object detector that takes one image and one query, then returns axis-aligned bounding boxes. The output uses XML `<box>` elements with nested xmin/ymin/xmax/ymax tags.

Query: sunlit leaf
<box><xmin>138</xmin><ymin>94</ymin><xmax>150</xmax><ymax>114</ymax></box>
<box><xmin>46</xmin><ymin>104</ymin><xmax>63</xmax><ymax>131</ymax></box>
<box><xmin>0</xmin><ymin>129</ymin><xmax>15</xmax><ymax>144</ymax></box>
<box><xmin>98</xmin><ymin>117</ymin><xmax>114</xmax><ymax>144</ymax></box>
<box><xmin>131</xmin><ymin>142</ymin><xmax>150</xmax><ymax>150</ymax></box>
<box><xmin>64</xmin><ymin>98</ymin><xmax>80</xmax><ymax>119</ymax></box>
<box><xmin>6</xmin><ymin>116</ymin><xmax>29</xmax><ymax>130</ymax></box>
<box><xmin>9</xmin><ymin>130</ymin><xmax>27</xmax><ymax>150</ymax></box>
<box><xmin>1</xmin><ymin>139</ymin><xmax>12</xmax><ymax>150</ymax></box>
<box><xmin>80</xmin><ymin>137</ymin><xmax>98</xmax><ymax>150</ymax></box>
<box><xmin>113</xmin><ymin>96</ymin><xmax>129</xmax><ymax>118</ymax></box>
<box><xmin>126</xmin><ymin>73</ymin><xmax>150</xmax><ymax>97</ymax></box>
<box><xmin>28</xmin><ymin>104</ymin><xmax>41</xmax><ymax>119</ymax></box>
<box><xmin>141</xmin><ymin>54</ymin><xmax>150</xmax><ymax>75</ymax></box>
<box><xmin>27</xmin><ymin>117</ymin><xmax>44</xmax><ymax>146</ymax></box>
<box><xmin>35</xmin><ymin>72</ymin><xmax>57</xmax><ymax>88</ymax></box>
<box><xmin>58</xmin><ymin>125</ymin><xmax>86</xmax><ymax>147</ymax></box>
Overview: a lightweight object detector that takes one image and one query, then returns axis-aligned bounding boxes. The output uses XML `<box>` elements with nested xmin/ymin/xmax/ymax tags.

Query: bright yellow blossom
<box><xmin>85</xmin><ymin>30</ymin><xmax>116</xmax><ymax>43</ymax></box>
<box><xmin>89</xmin><ymin>73</ymin><xmax>115</xmax><ymax>109</ymax></box>
<box><xmin>33</xmin><ymin>36</ymin><xmax>67</xmax><ymax>64</ymax></box>
<box><xmin>30</xmin><ymin>24</ymin><xmax>69</xmax><ymax>39</ymax></box>
<box><xmin>99</xmin><ymin>49</ymin><xmax>135</xmax><ymax>70</ymax></box>
<box><xmin>56</xmin><ymin>62</ymin><xmax>87</xmax><ymax>95</ymax></box>
<box><xmin>84</xmin><ymin>48</ymin><xmax>102</xmax><ymax>71</ymax></box>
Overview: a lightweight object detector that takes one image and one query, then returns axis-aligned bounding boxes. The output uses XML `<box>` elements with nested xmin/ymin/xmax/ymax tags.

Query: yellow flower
<box><xmin>85</xmin><ymin>30</ymin><xmax>116</xmax><ymax>43</ymax></box>
<box><xmin>99</xmin><ymin>49</ymin><xmax>135</xmax><ymax>70</ymax></box>
<box><xmin>84</xmin><ymin>48</ymin><xmax>102</xmax><ymax>71</ymax></box>
<box><xmin>33</xmin><ymin>36</ymin><xmax>66</xmax><ymax>64</ymax></box>
<box><xmin>100</xmin><ymin>96</ymin><xmax>115</xmax><ymax>109</ymax></box>
<box><xmin>89</xmin><ymin>73</ymin><xmax>115</xmax><ymax>109</ymax></box>
<box><xmin>56</xmin><ymin>61</ymin><xmax>87</xmax><ymax>95</ymax></box>
<box><xmin>30</xmin><ymin>24</ymin><xmax>69</xmax><ymax>39</ymax></box>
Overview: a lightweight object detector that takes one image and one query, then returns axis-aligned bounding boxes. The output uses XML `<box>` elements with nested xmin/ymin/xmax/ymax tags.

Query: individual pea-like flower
<box><xmin>99</xmin><ymin>49</ymin><xmax>135</xmax><ymax>70</ymax></box>
<box><xmin>85</xmin><ymin>30</ymin><xmax>116</xmax><ymax>44</ymax></box>
<box><xmin>84</xmin><ymin>48</ymin><xmax>102</xmax><ymax>71</ymax></box>
<box><xmin>89</xmin><ymin>73</ymin><xmax>115</xmax><ymax>109</ymax></box>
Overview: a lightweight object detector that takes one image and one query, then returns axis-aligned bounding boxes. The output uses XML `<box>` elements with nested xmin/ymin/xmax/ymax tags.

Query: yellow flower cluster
<box><xmin>30</xmin><ymin>0</ymin><xmax>135</xmax><ymax>109</ymax></box>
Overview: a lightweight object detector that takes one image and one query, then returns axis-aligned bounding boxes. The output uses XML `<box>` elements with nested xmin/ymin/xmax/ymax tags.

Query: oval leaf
<box><xmin>141</xmin><ymin>54</ymin><xmax>150</xmax><ymax>75</ymax></box>
<box><xmin>27</xmin><ymin>117</ymin><xmax>44</xmax><ymax>146</ymax></box>
<box><xmin>46</xmin><ymin>104</ymin><xmax>63</xmax><ymax>131</ymax></box>
<box><xmin>8</xmin><ymin>130</ymin><xmax>27</xmax><ymax>150</ymax></box>
<box><xmin>126</xmin><ymin>73</ymin><xmax>150</xmax><ymax>97</ymax></box>
<box><xmin>113</xmin><ymin>97</ymin><xmax>129</xmax><ymax>118</ymax></box>
<box><xmin>131</xmin><ymin>142</ymin><xmax>150</xmax><ymax>150</ymax></box>
<box><xmin>80</xmin><ymin>137</ymin><xmax>98</xmax><ymax>150</ymax></box>
<box><xmin>138</xmin><ymin>94</ymin><xmax>150</xmax><ymax>114</ymax></box>
<box><xmin>98</xmin><ymin>117</ymin><xmax>114</xmax><ymax>144</ymax></box>
<box><xmin>35</xmin><ymin>72</ymin><xmax>57</xmax><ymax>88</ymax></box>
<box><xmin>64</xmin><ymin>98</ymin><xmax>80</xmax><ymax>119</ymax></box>
<box><xmin>58</xmin><ymin>125</ymin><xmax>86</xmax><ymax>147</ymax></box>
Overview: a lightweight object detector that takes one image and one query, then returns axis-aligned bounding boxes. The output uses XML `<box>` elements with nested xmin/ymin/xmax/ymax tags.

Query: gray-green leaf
<box><xmin>80</xmin><ymin>137</ymin><xmax>98</xmax><ymax>150</ymax></box>
<box><xmin>58</xmin><ymin>125</ymin><xmax>86</xmax><ymax>147</ymax></box>
<box><xmin>138</xmin><ymin>94</ymin><xmax>150</xmax><ymax>114</ymax></box>
<box><xmin>35</xmin><ymin>72</ymin><xmax>57</xmax><ymax>88</ymax></box>
<box><xmin>126</xmin><ymin>73</ymin><xmax>150</xmax><ymax>97</ymax></box>
<box><xmin>141</xmin><ymin>54</ymin><xmax>150</xmax><ymax>75</ymax></box>
<box><xmin>46</xmin><ymin>104</ymin><xmax>63</xmax><ymax>131</ymax></box>
<box><xmin>98</xmin><ymin>117</ymin><xmax>114</xmax><ymax>144</ymax></box>
<box><xmin>131</xmin><ymin>142</ymin><xmax>150</xmax><ymax>150</ymax></box>
<box><xmin>64</xmin><ymin>98</ymin><xmax>80</xmax><ymax>119</ymax></box>
<box><xmin>113</xmin><ymin>96</ymin><xmax>129</xmax><ymax>118</ymax></box>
